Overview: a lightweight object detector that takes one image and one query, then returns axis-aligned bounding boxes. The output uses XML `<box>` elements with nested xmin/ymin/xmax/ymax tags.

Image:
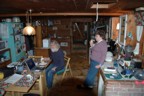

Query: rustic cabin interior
<box><xmin>0</xmin><ymin>0</ymin><xmax>144</xmax><ymax>96</ymax></box>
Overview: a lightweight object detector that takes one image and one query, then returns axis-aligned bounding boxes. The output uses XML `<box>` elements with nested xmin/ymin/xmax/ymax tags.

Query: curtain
<box><xmin>133</xmin><ymin>26</ymin><xmax>143</xmax><ymax>55</ymax></box>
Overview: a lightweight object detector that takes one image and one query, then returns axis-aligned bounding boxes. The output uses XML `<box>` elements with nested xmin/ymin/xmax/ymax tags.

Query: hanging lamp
<box><xmin>23</xmin><ymin>9</ymin><xmax>36</xmax><ymax>35</ymax></box>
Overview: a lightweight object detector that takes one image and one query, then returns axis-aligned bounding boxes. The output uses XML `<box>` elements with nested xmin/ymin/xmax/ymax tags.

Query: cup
<box><xmin>41</xmin><ymin>57</ymin><xmax>44</xmax><ymax>62</ymax></box>
<box><xmin>26</xmin><ymin>74</ymin><xmax>33</xmax><ymax>82</ymax></box>
<box><xmin>35</xmin><ymin>62</ymin><xmax>38</xmax><ymax>66</ymax></box>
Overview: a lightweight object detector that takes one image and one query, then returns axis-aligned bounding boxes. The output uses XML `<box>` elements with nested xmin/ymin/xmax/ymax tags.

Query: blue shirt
<box><xmin>50</xmin><ymin>48</ymin><xmax>65</xmax><ymax>69</ymax></box>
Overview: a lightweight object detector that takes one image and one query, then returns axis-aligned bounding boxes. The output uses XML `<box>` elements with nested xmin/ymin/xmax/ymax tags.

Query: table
<box><xmin>4</xmin><ymin>74</ymin><xmax>39</xmax><ymax>96</ymax></box>
<box><xmin>3</xmin><ymin>60</ymin><xmax>51</xmax><ymax>96</ymax></box>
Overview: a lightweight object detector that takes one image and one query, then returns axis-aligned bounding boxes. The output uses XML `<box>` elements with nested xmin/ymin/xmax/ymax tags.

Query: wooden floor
<box><xmin>48</xmin><ymin>53</ymin><xmax>98</xmax><ymax>96</ymax></box>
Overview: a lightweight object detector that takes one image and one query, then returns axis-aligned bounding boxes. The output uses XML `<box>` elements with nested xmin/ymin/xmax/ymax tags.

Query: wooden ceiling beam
<box><xmin>0</xmin><ymin>12</ymin><xmax>125</xmax><ymax>17</ymax></box>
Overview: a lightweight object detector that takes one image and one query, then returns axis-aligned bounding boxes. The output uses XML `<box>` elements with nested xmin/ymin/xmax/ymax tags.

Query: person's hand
<box><xmin>52</xmin><ymin>67</ymin><xmax>57</xmax><ymax>71</ymax></box>
<box><xmin>89</xmin><ymin>39</ymin><xmax>95</xmax><ymax>47</ymax></box>
<box><xmin>95</xmin><ymin>65</ymin><xmax>101</xmax><ymax>69</ymax></box>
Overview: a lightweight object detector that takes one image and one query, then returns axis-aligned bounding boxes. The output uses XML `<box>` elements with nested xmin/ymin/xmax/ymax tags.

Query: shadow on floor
<box><xmin>48</xmin><ymin>77</ymin><xmax>97</xmax><ymax>96</ymax></box>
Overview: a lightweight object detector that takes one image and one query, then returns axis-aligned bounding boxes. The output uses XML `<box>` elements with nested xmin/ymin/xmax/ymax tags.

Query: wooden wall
<box><xmin>111</xmin><ymin>13</ymin><xmax>144</xmax><ymax>55</ymax></box>
<box><xmin>33</xmin><ymin>17</ymin><xmax>93</xmax><ymax>55</ymax></box>
<box><xmin>111</xmin><ymin>17</ymin><xmax>119</xmax><ymax>40</ymax></box>
<box><xmin>33</xmin><ymin>15</ymin><xmax>144</xmax><ymax>55</ymax></box>
<box><xmin>126</xmin><ymin>13</ymin><xmax>144</xmax><ymax>55</ymax></box>
<box><xmin>126</xmin><ymin>14</ymin><xmax>137</xmax><ymax>46</ymax></box>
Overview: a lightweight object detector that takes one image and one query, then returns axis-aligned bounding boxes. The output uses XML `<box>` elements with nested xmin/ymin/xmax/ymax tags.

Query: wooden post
<box><xmin>36</xmin><ymin>26</ymin><xmax>42</xmax><ymax>47</ymax></box>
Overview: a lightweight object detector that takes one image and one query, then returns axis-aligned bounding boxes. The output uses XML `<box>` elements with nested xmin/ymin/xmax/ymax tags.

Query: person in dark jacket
<box><xmin>45</xmin><ymin>40</ymin><xmax>64</xmax><ymax>88</ymax></box>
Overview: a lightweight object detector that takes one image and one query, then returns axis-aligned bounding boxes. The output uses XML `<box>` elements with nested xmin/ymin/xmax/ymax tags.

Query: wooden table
<box><xmin>4</xmin><ymin>73</ymin><xmax>41</xmax><ymax>96</ymax></box>
<box><xmin>4</xmin><ymin>60</ymin><xmax>51</xmax><ymax>96</ymax></box>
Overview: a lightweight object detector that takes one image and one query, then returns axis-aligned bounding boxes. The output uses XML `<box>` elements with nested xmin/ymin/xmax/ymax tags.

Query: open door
<box><xmin>71</xmin><ymin>22</ymin><xmax>90</xmax><ymax>59</ymax></box>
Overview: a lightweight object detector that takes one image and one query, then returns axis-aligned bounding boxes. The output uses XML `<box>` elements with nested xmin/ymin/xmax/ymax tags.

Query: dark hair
<box><xmin>95</xmin><ymin>30</ymin><xmax>106</xmax><ymax>40</ymax></box>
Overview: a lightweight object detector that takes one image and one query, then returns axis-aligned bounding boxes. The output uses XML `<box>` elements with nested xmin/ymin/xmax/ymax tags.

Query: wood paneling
<box><xmin>126</xmin><ymin>13</ymin><xmax>144</xmax><ymax>55</ymax></box>
<box><xmin>34</xmin><ymin>48</ymin><xmax>49</xmax><ymax>57</ymax></box>
<box><xmin>126</xmin><ymin>14</ymin><xmax>136</xmax><ymax>46</ymax></box>
<box><xmin>111</xmin><ymin>17</ymin><xmax>119</xmax><ymax>40</ymax></box>
<box><xmin>0</xmin><ymin>0</ymin><xmax>143</xmax><ymax>16</ymax></box>
<box><xmin>35</xmin><ymin>26</ymin><xmax>42</xmax><ymax>48</ymax></box>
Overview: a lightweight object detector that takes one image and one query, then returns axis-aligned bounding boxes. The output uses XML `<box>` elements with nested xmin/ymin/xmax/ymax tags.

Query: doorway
<box><xmin>71</xmin><ymin>22</ymin><xmax>90</xmax><ymax>59</ymax></box>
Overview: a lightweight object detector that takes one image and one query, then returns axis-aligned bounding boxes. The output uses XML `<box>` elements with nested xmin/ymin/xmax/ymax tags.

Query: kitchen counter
<box><xmin>98</xmin><ymin>61</ymin><xmax>144</xmax><ymax>96</ymax></box>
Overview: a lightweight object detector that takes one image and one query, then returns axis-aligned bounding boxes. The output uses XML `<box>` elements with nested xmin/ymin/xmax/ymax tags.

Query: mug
<box><xmin>26</xmin><ymin>74</ymin><xmax>33</xmax><ymax>82</ymax></box>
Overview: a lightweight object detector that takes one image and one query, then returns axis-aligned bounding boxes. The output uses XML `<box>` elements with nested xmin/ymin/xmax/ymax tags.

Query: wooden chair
<box><xmin>55</xmin><ymin>56</ymin><xmax>73</xmax><ymax>82</ymax></box>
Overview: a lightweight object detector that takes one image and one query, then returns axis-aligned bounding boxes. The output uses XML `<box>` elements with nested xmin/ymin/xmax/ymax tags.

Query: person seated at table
<box><xmin>45</xmin><ymin>40</ymin><xmax>65</xmax><ymax>89</ymax></box>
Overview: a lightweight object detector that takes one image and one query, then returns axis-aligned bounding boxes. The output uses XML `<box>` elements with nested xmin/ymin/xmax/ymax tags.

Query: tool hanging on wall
<box><xmin>74</xmin><ymin>23</ymin><xmax>84</xmax><ymax>39</ymax></box>
<box><xmin>96</xmin><ymin>2</ymin><xmax>98</xmax><ymax>22</ymax></box>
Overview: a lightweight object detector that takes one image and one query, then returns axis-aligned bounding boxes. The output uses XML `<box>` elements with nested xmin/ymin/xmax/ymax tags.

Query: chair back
<box><xmin>54</xmin><ymin>56</ymin><xmax>73</xmax><ymax>84</ymax></box>
<box><xmin>64</xmin><ymin>56</ymin><xmax>70</xmax><ymax>70</ymax></box>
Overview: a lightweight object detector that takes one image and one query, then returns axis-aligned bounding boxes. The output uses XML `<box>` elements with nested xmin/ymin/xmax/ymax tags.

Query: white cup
<box><xmin>35</xmin><ymin>62</ymin><xmax>38</xmax><ymax>66</ymax></box>
<box><xmin>26</xmin><ymin>74</ymin><xmax>33</xmax><ymax>82</ymax></box>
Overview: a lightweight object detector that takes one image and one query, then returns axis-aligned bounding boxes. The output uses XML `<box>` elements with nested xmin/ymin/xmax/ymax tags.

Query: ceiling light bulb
<box><xmin>23</xmin><ymin>9</ymin><xmax>35</xmax><ymax>35</ymax></box>
<box><xmin>23</xmin><ymin>25</ymin><xmax>35</xmax><ymax>35</ymax></box>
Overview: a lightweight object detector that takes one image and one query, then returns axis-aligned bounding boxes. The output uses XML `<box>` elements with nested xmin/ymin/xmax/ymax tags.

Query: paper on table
<box><xmin>39</xmin><ymin>62</ymin><xmax>47</xmax><ymax>66</ymax></box>
<box><xmin>4</xmin><ymin>74</ymin><xmax>23</xmax><ymax>84</ymax></box>
<box><xmin>104</xmin><ymin>68</ymin><xmax>117</xmax><ymax>74</ymax></box>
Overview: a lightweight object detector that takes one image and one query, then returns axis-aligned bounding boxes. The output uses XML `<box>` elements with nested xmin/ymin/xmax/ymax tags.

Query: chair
<box><xmin>55</xmin><ymin>56</ymin><xmax>73</xmax><ymax>81</ymax></box>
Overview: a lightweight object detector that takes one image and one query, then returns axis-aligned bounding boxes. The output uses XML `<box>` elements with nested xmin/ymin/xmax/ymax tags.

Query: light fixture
<box><xmin>23</xmin><ymin>9</ymin><xmax>36</xmax><ymax>35</ymax></box>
